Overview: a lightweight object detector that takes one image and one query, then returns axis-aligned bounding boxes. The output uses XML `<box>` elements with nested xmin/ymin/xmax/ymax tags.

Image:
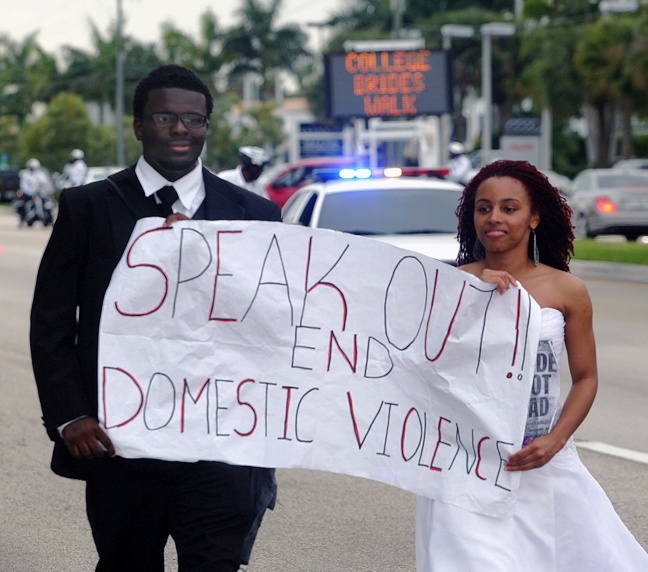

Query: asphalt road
<box><xmin>0</xmin><ymin>206</ymin><xmax>646</xmax><ymax>571</ymax></box>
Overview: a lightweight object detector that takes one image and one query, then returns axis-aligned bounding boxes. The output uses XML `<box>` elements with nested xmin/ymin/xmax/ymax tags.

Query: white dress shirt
<box><xmin>135</xmin><ymin>156</ymin><xmax>206</xmax><ymax>218</ymax></box>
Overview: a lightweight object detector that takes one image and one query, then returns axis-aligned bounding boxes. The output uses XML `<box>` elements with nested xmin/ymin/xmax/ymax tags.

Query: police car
<box><xmin>281</xmin><ymin>167</ymin><xmax>463</xmax><ymax>265</ymax></box>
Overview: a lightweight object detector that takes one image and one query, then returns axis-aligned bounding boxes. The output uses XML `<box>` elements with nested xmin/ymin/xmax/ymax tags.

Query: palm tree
<box><xmin>220</xmin><ymin>0</ymin><xmax>312</xmax><ymax>100</ymax></box>
<box><xmin>58</xmin><ymin>23</ymin><xmax>119</xmax><ymax>122</ymax></box>
<box><xmin>327</xmin><ymin>0</ymin><xmax>393</xmax><ymax>32</ymax></box>
<box><xmin>59</xmin><ymin>20</ymin><xmax>163</xmax><ymax>124</ymax></box>
<box><xmin>0</xmin><ymin>33</ymin><xmax>58</xmax><ymax>122</ymax></box>
<box><xmin>575</xmin><ymin>16</ymin><xmax>639</xmax><ymax>166</ymax></box>
<box><xmin>621</xmin><ymin>18</ymin><xmax>648</xmax><ymax>160</ymax></box>
<box><xmin>160</xmin><ymin>10</ymin><xmax>225</xmax><ymax>79</ymax></box>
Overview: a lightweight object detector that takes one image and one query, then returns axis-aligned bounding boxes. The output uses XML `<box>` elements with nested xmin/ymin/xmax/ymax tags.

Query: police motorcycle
<box><xmin>17</xmin><ymin>191</ymin><xmax>55</xmax><ymax>227</ymax></box>
<box><xmin>15</xmin><ymin>158</ymin><xmax>56</xmax><ymax>227</ymax></box>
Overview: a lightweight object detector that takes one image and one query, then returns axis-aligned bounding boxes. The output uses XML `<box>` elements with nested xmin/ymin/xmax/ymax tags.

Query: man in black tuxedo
<box><xmin>30</xmin><ymin>65</ymin><xmax>281</xmax><ymax>572</ymax></box>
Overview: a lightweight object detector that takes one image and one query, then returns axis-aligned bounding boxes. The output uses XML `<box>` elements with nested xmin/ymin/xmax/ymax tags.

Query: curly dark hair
<box><xmin>455</xmin><ymin>160</ymin><xmax>574</xmax><ymax>271</ymax></box>
<box><xmin>132</xmin><ymin>64</ymin><xmax>214</xmax><ymax>119</ymax></box>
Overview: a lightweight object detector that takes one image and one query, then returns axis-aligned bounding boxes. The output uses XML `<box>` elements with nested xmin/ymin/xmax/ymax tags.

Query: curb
<box><xmin>569</xmin><ymin>259</ymin><xmax>648</xmax><ymax>284</ymax></box>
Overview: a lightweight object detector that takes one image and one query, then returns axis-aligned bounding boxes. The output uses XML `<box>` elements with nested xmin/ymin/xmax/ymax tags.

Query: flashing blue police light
<box><xmin>339</xmin><ymin>167</ymin><xmax>372</xmax><ymax>179</ymax></box>
<box><xmin>335</xmin><ymin>166</ymin><xmax>449</xmax><ymax>181</ymax></box>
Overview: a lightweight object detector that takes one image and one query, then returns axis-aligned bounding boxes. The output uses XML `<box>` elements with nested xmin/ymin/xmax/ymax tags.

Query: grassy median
<box><xmin>573</xmin><ymin>238</ymin><xmax>648</xmax><ymax>265</ymax></box>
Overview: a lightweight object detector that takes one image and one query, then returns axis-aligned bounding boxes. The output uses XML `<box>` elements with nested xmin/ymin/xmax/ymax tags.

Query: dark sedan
<box><xmin>0</xmin><ymin>168</ymin><xmax>20</xmax><ymax>202</ymax></box>
<box><xmin>569</xmin><ymin>168</ymin><xmax>648</xmax><ymax>240</ymax></box>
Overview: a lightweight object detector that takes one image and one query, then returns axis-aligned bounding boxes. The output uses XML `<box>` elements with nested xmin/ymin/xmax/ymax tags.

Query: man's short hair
<box><xmin>132</xmin><ymin>64</ymin><xmax>214</xmax><ymax>119</ymax></box>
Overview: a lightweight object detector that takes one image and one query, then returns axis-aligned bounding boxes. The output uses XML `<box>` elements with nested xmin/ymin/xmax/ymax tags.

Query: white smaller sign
<box><xmin>500</xmin><ymin>135</ymin><xmax>541</xmax><ymax>167</ymax></box>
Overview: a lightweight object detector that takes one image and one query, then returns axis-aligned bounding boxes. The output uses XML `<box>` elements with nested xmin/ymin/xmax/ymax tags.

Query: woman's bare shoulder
<box><xmin>549</xmin><ymin>266</ymin><xmax>592</xmax><ymax>315</ymax></box>
<box><xmin>525</xmin><ymin>265</ymin><xmax>590</xmax><ymax>313</ymax></box>
<box><xmin>554</xmin><ymin>267</ymin><xmax>589</xmax><ymax>295</ymax></box>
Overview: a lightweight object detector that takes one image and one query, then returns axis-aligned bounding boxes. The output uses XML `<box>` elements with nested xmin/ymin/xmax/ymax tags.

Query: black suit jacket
<box><xmin>30</xmin><ymin>166</ymin><xmax>281</xmax><ymax>478</ymax></box>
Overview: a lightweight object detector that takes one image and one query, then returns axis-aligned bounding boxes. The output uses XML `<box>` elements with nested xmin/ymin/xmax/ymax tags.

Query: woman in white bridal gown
<box><xmin>416</xmin><ymin>160</ymin><xmax>648</xmax><ymax>572</ymax></box>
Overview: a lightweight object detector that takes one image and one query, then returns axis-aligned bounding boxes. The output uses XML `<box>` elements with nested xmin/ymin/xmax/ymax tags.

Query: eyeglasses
<box><xmin>144</xmin><ymin>112</ymin><xmax>208</xmax><ymax>129</ymax></box>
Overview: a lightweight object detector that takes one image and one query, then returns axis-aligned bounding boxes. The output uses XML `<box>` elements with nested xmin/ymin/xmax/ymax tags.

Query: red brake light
<box><xmin>595</xmin><ymin>197</ymin><xmax>618</xmax><ymax>213</ymax></box>
<box><xmin>380</xmin><ymin>167</ymin><xmax>451</xmax><ymax>179</ymax></box>
<box><xmin>399</xmin><ymin>167</ymin><xmax>450</xmax><ymax>178</ymax></box>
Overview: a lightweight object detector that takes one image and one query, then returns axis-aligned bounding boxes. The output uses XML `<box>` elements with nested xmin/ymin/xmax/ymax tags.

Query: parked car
<box><xmin>612</xmin><ymin>158</ymin><xmax>648</xmax><ymax>170</ymax></box>
<box><xmin>281</xmin><ymin>173</ymin><xmax>464</xmax><ymax>265</ymax></box>
<box><xmin>0</xmin><ymin>168</ymin><xmax>20</xmax><ymax>202</ymax></box>
<box><xmin>542</xmin><ymin>169</ymin><xmax>571</xmax><ymax>197</ymax></box>
<box><xmin>568</xmin><ymin>168</ymin><xmax>648</xmax><ymax>240</ymax></box>
<box><xmin>257</xmin><ymin>156</ymin><xmax>360</xmax><ymax>208</ymax></box>
<box><xmin>84</xmin><ymin>165</ymin><xmax>124</xmax><ymax>184</ymax></box>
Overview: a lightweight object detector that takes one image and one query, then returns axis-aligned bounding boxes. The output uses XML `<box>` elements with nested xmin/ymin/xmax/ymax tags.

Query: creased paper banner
<box><xmin>98</xmin><ymin>218</ymin><xmax>541</xmax><ymax>517</ymax></box>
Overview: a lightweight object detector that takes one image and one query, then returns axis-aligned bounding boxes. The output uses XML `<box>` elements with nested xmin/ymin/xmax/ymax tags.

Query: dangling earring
<box><xmin>532</xmin><ymin>228</ymin><xmax>539</xmax><ymax>266</ymax></box>
<box><xmin>472</xmin><ymin>238</ymin><xmax>485</xmax><ymax>261</ymax></box>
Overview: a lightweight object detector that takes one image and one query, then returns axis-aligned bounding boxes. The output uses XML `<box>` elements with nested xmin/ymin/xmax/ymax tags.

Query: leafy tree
<box><xmin>85</xmin><ymin>118</ymin><xmax>141</xmax><ymax>167</ymax></box>
<box><xmin>0</xmin><ymin>33</ymin><xmax>59</xmax><ymax>121</ymax></box>
<box><xmin>121</xmin><ymin>43</ymin><xmax>167</xmax><ymax>110</ymax></box>
<box><xmin>328</xmin><ymin>0</ymin><xmax>516</xmax><ymax>33</ymax></box>
<box><xmin>418</xmin><ymin>10</ymin><xmax>514</xmax><ymax>144</ymax></box>
<box><xmin>328</xmin><ymin>0</ymin><xmax>394</xmax><ymax>33</ymax></box>
<box><xmin>518</xmin><ymin>22</ymin><xmax>583</xmax><ymax>122</ymax></box>
<box><xmin>58</xmin><ymin>22</ymin><xmax>163</xmax><ymax>123</ymax></box>
<box><xmin>220</xmin><ymin>0</ymin><xmax>313</xmax><ymax>100</ymax></box>
<box><xmin>621</xmin><ymin>15</ymin><xmax>648</xmax><ymax>158</ymax></box>
<box><xmin>160</xmin><ymin>10</ymin><xmax>224</xmax><ymax>76</ymax></box>
<box><xmin>515</xmin><ymin>19</ymin><xmax>588</xmax><ymax>173</ymax></box>
<box><xmin>575</xmin><ymin>15</ymin><xmax>639</xmax><ymax>166</ymax></box>
<box><xmin>205</xmin><ymin>92</ymin><xmax>283</xmax><ymax>171</ymax></box>
<box><xmin>58</xmin><ymin>23</ymin><xmax>119</xmax><ymax>123</ymax></box>
<box><xmin>19</xmin><ymin>91</ymin><xmax>142</xmax><ymax>171</ymax></box>
<box><xmin>0</xmin><ymin>115</ymin><xmax>21</xmax><ymax>167</ymax></box>
<box><xmin>524</xmin><ymin>0</ymin><xmax>600</xmax><ymax>20</ymax></box>
<box><xmin>20</xmin><ymin>92</ymin><xmax>93</xmax><ymax>172</ymax></box>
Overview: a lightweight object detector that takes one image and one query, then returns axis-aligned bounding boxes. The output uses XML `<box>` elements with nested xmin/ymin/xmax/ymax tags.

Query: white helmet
<box><xmin>26</xmin><ymin>158</ymin><xmax>41</xmax><ymax>169</ymax></box>
<box><xmin>71</xmin><ymin>148</ymin><xmax>85</xmax><ymax>160</ymax></box>
<box><xmin>449</xmin><ymin>142</ymin><xmax>465</xmax><ymax>155</ymax></box>
<box><xmin>239</xmin><ymin>146</ymin><xmax>270</xmax><ymax>167</ymax></box>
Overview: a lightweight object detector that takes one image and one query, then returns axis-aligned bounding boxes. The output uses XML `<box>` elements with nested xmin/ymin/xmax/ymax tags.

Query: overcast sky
<box><xmin>1</xmin><ymin>0</ymin><xmax>344</xmax><ymax>56</ymax></box>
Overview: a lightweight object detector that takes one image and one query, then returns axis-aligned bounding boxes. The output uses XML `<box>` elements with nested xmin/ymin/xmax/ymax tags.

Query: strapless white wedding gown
<box><xmin>415</xmin><ymin>308</ymin><xmax>648</xmax><ymax>571</ymax></box>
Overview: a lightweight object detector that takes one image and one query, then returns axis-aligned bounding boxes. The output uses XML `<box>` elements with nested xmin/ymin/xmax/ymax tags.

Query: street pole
<box><xmin>481</xmin><ymin>31</ymin><xmax>492</xmax><ymax>166</ymax></box>
<box><xmin>440</xmin><ymin>25</ymin><xmax>474</xmax><ymax>164</ymax></box>
<box><xmin>440</xmin><ymin>34</ymin><xmax>451</xmax><ymax>166</ymax></box>
<box><xmin>390</xmin><ymin>0</ymin><xmax>405</xmax><ymax>36</ymax></box>
<box><xmin>542</xmin><ymin>107</ymin><xmax>552</xmax><ymax>170</ymax></box>
<box><xmin>479</xmin><ymin>23</ymin><xmax>515</xmax><ymax>167</ymax></box>
<box><xmin>306</xmin><ymin>21</ymin><xmax>329</xmax><ymax>74</ymax></box>
<box><xmin>116</xmin><ymin>0</ymin><xmax>125</xmax><ymax>166</ymax></box>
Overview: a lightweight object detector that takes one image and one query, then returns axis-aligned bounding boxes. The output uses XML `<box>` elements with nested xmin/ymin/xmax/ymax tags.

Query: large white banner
<box><xmin>99</xmin><ymin>218</ymin><xmax>541</xmax><ymax>517</ymax></box>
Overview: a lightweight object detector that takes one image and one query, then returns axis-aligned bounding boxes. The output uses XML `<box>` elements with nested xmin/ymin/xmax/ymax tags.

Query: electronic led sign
<box><xmin>324</xmin><ymin>49</ymin><xmax>453</xmax><ymax>119</ymax></box>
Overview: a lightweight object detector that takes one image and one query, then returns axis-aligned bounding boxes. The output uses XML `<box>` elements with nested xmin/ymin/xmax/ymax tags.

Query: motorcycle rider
<box><xmin>217</xmin><ymin>146</ymin><xmax>271</xmax><ymax>199</ymax></box>
<box><xmin>17</xmin><ymin>158</ymin><xmax>54</xmax><ymax>227</ymax></box>
<box><xmin>60</xmin><ymin>148</ymin><xmax>88</xmax><ymax>188</ymax></box>
<box><xmin>447</xmin><ymin>142</ymin><xmax>472</xmax><ymax>186</ymax></box>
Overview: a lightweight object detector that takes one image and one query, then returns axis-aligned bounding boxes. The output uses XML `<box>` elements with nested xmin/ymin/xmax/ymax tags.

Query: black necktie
<box><xmin>157</xmin><ymin>186</ymin><xmax>178</xmax><ymax>217</ymax></box>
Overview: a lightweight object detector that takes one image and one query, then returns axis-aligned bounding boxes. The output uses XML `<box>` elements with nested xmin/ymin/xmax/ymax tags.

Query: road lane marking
<box><xmin>576</xmin><ymin>441</ymin><xmax>648</xmax><ymax>465</ymax></box>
